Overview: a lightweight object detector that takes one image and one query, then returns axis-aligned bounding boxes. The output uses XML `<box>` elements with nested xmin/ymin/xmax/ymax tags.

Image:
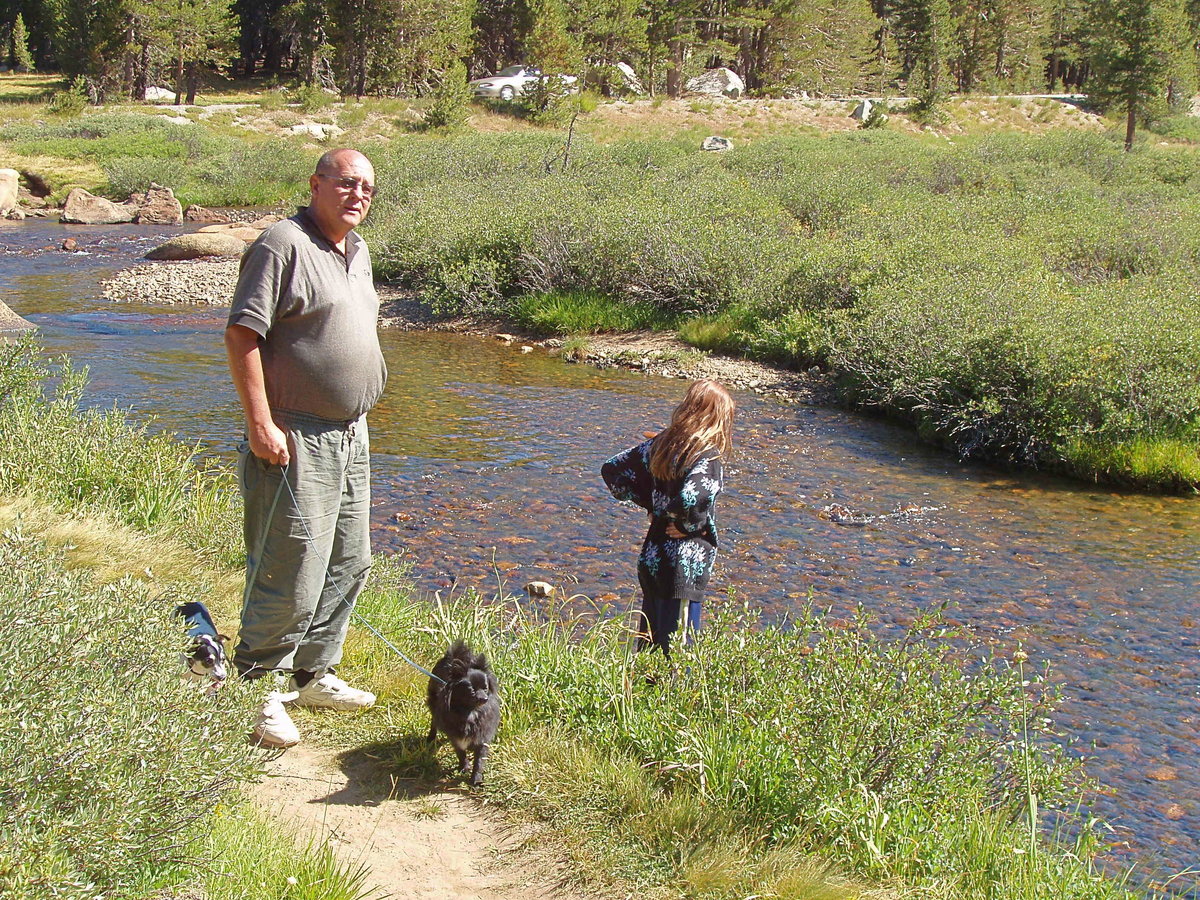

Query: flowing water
<box><xmin>3</xmin><ymin>220</ymin><xmax>1198</xmax><ymax>890</ymax></box>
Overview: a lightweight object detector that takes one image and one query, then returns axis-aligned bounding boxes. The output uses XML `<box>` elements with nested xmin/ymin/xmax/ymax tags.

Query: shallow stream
<box><xmin>3</xmin><ymin>219</ymin><xmax>1198</xmax><ymax>889</ymax></box>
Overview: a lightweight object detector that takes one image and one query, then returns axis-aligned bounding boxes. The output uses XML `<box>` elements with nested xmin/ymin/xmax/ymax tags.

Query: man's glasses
<box><xmin>317</xmin><ymin>173</ymin><xmax>377</xmax><ymax>199</ymax></box>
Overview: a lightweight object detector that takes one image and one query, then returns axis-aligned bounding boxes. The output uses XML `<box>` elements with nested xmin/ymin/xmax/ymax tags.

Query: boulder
<box><xmin>701</xmin><ymin>135</ymin><xmax>733</xmax><ymax>152</ymax></box>
<box><xmin>288</xmin><ymin>122</ymin><xmax>344</xmax><ymax>141</ymax></box>
<box><xmin>851</xmin><ymin>99</ymin><xmax>873</xmax><ymax>122</ymax></box>
<box><xmin>524</xmin><ymin>581</ymin><xmax>555</xmax><ymax>598</ymax></box>
<box><xmin>145</xmin><ymin>86</ymin><xmax>176</xmax><ymax>102</ymax></box>
<box><xmin>5</xmin><ymin>207</ymin><xmax>25</xmax><ymax>220</ymax></box>
<box><xmin>0</xmin><ymin>169</ymin><xmax>18</xmax><ymax>216</ymax></box>
<box><xmin>145</xmin><ymin>233</ymin><xmax>247</xmax><ymax>260</ymax></box>
<box><xmin>685</xmin><ymin>67</ymin><xmax>744</xmax><ymax>99</ymax></box>
<box><xmin>0</xmin><ymin>299</ymin><xmax>35</xmax><ymax>334</ymax></box>
<box><xmin>184</xmin><ymin>205</ymin><xmax>231</xmax><ymax>224</ymax></box>
<box><xmin>197</xmin><ymin>222</ymin><xmax>264</xmax><ymax>243</ymax></box>
<box><xmin>132</xmin><ymin>183</ymin><xmax>183</xmax><ymax>225</ymax></box>
<box><xmin>61</xmin><ymin>188</ymin><xmax>135</xmax><ymax>225</ymax></box>
<box><xmin>248</xmin><ymin>214</ymin><xmax>284</xmax><ymax>230</ymax></box>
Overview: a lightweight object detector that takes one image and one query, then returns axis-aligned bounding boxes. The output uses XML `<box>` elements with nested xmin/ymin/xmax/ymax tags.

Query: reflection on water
<box><xmin>3</xmin><ymin>219</ymin><xmax>1199</xmax><ymax>891</ymax></box>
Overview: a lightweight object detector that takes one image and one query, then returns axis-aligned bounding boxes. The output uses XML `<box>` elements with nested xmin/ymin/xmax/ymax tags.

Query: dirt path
<box><xmin>251</xmin><ymin>745</ymin><xmax>586</xmax><ymax>900</ymax></box>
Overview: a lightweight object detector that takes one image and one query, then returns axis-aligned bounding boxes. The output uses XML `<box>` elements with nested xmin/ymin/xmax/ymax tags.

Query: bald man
<box><xmin>225</xmin><ymin>149</ymin><xmax>386</xmax><ymax>748</ymax></box>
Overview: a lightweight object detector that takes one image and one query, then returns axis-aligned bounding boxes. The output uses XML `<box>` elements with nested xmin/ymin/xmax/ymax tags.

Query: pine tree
<box><xmin>1085</xmin><ymin>0</ymin><xmax>1189</xmax><ymax>148</ymax></box>
<box><xmin>11</xmin><ymin>12</ymin><xmax>34</xmax><ymax>71</ymax></box>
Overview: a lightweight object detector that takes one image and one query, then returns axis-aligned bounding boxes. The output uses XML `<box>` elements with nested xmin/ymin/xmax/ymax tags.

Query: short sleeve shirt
<box><xmin>227</xmin><ymin>209</ymin><xmax>387</xmax><ymax>422</ymax></box>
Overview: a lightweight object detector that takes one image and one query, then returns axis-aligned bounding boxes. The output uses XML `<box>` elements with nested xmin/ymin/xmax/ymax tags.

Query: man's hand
<box><xmin>249</xmin><ymin>420</ymin><xmax>290</xmax><ymax>466</ymax></box>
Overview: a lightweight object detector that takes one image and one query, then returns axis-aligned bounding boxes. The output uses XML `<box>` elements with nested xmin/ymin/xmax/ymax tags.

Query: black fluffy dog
<box><xmin>175</xmin><ymin>601</ymin><xmax>228</xmax><ymax>689</ymax></box>
<box><xmin>426</xmin><ymin>641</ymin><xmax>500</xmax><ymax>787</ymax></box>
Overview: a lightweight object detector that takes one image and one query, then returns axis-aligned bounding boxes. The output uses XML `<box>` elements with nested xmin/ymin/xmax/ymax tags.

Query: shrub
<box><xmin>0</xmin><ymin>532</ymin><xmax>260</xmax><ymax>897</ymax></box>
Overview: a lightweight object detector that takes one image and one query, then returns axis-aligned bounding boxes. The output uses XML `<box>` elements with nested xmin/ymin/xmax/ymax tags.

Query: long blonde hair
<box><xmin>649</xmin><ymin>379</ymin><xmax>735</xmax><ymax>481</ymax></box>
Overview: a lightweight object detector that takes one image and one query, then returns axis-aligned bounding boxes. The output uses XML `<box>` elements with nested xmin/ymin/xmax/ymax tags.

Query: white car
<box><xmin>469</xmin><ymin>65</ymin><xmax>578</xmax><ymax>100</ymax></box>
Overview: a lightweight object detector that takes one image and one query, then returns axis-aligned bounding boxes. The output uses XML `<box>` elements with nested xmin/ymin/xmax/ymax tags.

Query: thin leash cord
<box><xmin>247</xmin><ymin>462</ymin><xmax>445</xmax><ymax>685</ymax></box>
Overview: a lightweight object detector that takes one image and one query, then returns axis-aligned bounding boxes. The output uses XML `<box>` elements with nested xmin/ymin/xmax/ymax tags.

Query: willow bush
<box><xmin>365</xmin><ymin>128</ymin><xmax>1200</xmax><ymax>489</ymax></box>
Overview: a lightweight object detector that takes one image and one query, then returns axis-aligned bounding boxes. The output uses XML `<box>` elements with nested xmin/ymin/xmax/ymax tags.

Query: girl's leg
<box><xmin>683</xmin><ymin>599</ymin><xmax>702</xmax><ymax>644</ymax></box>
<box><xmin>636</xmin><ymin>570</ymin><xmax>662</xmax><ymax>652</ymax></box>
<box><xmin>657</xmin><ymin>596</ymin><xmax>681</xmax><ymax>656</ymax></box>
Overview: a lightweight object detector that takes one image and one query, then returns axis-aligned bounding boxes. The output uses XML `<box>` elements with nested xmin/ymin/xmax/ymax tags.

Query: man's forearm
<box><xmin>225</xmin><ymin>324</ymin><xmax>290</xmax><ymax>464</ymax></box>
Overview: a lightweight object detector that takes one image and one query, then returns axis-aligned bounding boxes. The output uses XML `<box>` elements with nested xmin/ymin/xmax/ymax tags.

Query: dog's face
<box><xmin>448</xmin><ymin>669</ymin><xmax>492</xmax><ymax>711</ymax></box>
<box><xmin>183</xmin><ymin>634</ymin><xmax>228</xmax><ymax>683</ymax></box>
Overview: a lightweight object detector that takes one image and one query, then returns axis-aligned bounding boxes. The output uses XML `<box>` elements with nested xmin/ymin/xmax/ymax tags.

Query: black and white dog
<box><xmin>426</xmin><ymin>641</ymin><xmax>501</xmax><ymax>787</ymax></box>
<box><xmin>175</xmin><ymin>601</ymin><xmax>228</xmax><ymax>688</ymax></box>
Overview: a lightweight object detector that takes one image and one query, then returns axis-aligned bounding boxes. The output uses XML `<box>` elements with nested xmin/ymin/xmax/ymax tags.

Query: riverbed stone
<box><xmin>0</xmin><ymin>169</ymin><xmax>18</xmax><ymax>216</ymax></box>
<box><xmin>0</xmin><ymin>298</ymin><xmax>35</xmax><ymax>333</ymax></box>
<box><xmin>184</xmin><ymin>205</ymin><xmax>231</xmax><ymax>224</ymax></box>
<box><xmin>62</xmin><ymin>187</ymin><xmax>135</xmax><ymax>225</ymax></box>
<box><xmin>131</xmin><ymin>183</ymin><xmax>183</xmax><ymax>225</ymax></box>
<box><xmin>145</xmin><ymin>232</ymin><xmax>247</xmax><ymax>260</ymax></box>
<box><xmin>686</xmin><ymin>67</ymin><xmax>744</xmax><ymax>99</ymax></box>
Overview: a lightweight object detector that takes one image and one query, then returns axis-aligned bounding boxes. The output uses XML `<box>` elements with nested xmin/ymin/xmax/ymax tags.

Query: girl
<box><xmin>601</xmin><ymin>379</ymin><xmax>735</xmax><ymax>656</ymax></box>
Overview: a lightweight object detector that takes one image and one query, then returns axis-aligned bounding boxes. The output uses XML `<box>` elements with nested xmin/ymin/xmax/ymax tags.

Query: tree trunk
<box><xmin>186</xmin><ymin>62</ymin><xmax>198</xmax><ymax>104</ymax></box>
<box><xmin>1125</xmin><ymin>100</ymin><xmax>1136</xmax><ymax>151</ymax></box>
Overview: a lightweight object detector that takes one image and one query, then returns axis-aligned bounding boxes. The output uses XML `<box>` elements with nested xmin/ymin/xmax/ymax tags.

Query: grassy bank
<box><xmin>4</xmin><ymin>76</ymin><xmax>1199</xmax><ymax>490</ymax></box>
<box><xmin>0</xmin><ymin>324</ymin><xmax>1155</xmax><ymax>898</ymax></box>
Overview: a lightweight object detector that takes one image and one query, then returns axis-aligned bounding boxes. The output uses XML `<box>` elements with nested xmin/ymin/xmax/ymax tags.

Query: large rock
<box><xmin>61</xmin><ymin>188</ymin><xmax>135</xmax><ymax>224</ymax></box>
<box><xmin>685</xmin><ymin>67</ymin><xmax>744</xmax><ymax>99</ymax></box>
<box><xmin>145</xmin><ymin>86</ymin><xmax>176</xmax><ymax>102</ymax></box>
<box><xmin>701</xmin><ymin>135</ymin><xmax>733</xmax><ymax>152</ymax></box>
<box><xmin>0</xmin><ymin>298</ymin><xmax>35</xmax><ymax>333</ymax></box>
<box><xmin>851</xmin><ymin>99</ymin><xmax>873</xmax><ymax>122</ymax></box>
<box><xmin>145</xmin><ymin>232</ymin><xmax>247</xmax><ymax>260</ymax></box>
<box><xmin>184</xmin><ymin>205</ymin><xmax>231</xmax><ymax>224</ymax></box>
<box><xmin>288</xmin><ymin>122</ymin><xmax>344</xmax><ymax>141</ymax></box>
<box><xmin>197</xmin><ymin>222</ymin><xmax>265</xmax><ymax>243</ymax></box>
<box><xmin>0</xmin><ymin>169</ymin><xmax>18</xmax><ymax>216</ymax></box>
<box><xmin>131</xmin><ymin>183</ymin><xmax>183</xmax><ymax>224</ymax></box>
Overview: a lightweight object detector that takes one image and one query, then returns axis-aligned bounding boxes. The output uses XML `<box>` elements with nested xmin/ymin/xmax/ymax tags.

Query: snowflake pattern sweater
<box><xmin>601</xmin><ymin>438</ymin><xmax>724</xmax><ymax>603</ymax></box>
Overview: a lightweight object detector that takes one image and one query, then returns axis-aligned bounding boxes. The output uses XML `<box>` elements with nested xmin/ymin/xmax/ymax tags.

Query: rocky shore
<box><xmin>100</xmin><ymin>260</ymin><xmax>837</xmax><ymax>404</ymax></box>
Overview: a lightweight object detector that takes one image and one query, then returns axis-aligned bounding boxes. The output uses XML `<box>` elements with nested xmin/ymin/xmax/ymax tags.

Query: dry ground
<box><xmin>252</xmin><ymin>745</ymin><xmax>593</xmax><ymax>900</ymax></box>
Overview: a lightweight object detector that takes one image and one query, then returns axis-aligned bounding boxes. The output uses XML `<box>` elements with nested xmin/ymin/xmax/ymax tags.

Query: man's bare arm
<box><xmin>225</xmin><ymin>324</ymin><xmax>290</xmax><ymax>465</ymax></box>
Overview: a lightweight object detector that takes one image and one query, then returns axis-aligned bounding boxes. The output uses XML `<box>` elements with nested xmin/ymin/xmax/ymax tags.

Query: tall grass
<box><xmin>341</xmin><ymin>581</ymin><xmax>1143</xmax><ymax>900</ymax></box>
<box><xmin>0</xmin><ymin>337</ymin><xmax>241</xmax><ymax>564</ymax></box>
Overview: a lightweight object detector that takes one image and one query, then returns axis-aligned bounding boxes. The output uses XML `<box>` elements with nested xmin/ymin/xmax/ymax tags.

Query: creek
<box><xmin>3</xmin><ymin>219</ymin><xmax>1198</xmax><ymax>890</ymax></box>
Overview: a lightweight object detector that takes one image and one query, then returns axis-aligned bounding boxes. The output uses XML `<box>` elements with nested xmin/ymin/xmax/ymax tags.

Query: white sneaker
<box><xmin>290</xmin><ymin>672</ymin><xmax>376</xmax><ymax>710</ymax></box>
<box><xmin>251</xmin><ymin>690</ymin><xmax>301</xmax><ymax>748</ymax></box>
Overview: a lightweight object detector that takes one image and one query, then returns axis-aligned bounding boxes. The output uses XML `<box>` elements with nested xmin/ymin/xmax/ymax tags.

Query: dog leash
<box><xmin>246</xmin><ymin>463</ymin><xmax>446</xmax><ymax>685</ymax></box>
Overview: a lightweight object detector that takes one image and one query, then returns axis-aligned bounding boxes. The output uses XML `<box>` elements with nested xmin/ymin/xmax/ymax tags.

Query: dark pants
<box><xmin>636</xmin><ymin>572</ymin><xmax>701</xmax><ymax>656</ymax></box>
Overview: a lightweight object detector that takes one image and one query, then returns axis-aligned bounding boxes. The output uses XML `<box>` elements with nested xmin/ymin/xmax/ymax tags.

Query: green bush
<box><xmin>363</xmin><ymin>128</ymin><xmax>1200</xmax><ymax>488</ymax></box>
<box><xmin>0</xmin><ymin>532</ymin><xmax>261</xmax><ymax>897</ymax></box>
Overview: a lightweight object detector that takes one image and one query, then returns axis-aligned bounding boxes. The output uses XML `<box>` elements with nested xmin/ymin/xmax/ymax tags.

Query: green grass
<box><xmin>511</xmin><ymin>290</ymin><xmax>676</xmax><ymax>334</ymax></box>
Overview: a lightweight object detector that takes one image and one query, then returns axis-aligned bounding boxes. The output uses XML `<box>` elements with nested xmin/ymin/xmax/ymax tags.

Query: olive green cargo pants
<box><xmin>234</xmin><ymin>412</ymin><xmax>372</xmax><ymax>678</ymax></box>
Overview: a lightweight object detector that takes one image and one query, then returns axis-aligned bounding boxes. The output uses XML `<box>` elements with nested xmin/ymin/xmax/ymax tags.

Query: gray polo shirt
<box><xmin>228</xmin><ymin>208</ymin><xmax>387</xmax><ymax>423</ymax></box>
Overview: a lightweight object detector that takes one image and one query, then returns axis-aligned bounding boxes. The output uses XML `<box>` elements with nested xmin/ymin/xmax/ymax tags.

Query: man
<box><xmin>225</xmin><ymin>148</ymin><xmax>386</xmax><ymax>748</ymax></box>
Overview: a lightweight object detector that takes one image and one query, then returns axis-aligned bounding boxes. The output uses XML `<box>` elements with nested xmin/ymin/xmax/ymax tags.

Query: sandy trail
<box><xmin>251</xmin><ymin>745</ymin><xmax>585</xmax><ymax>900</ymax></box>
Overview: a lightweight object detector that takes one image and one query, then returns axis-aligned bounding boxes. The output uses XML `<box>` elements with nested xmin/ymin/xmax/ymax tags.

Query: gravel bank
<box><xmin>102</xmin><ymin>258</ymin><xmax>240</xmax><ymax>305</ymax></box>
